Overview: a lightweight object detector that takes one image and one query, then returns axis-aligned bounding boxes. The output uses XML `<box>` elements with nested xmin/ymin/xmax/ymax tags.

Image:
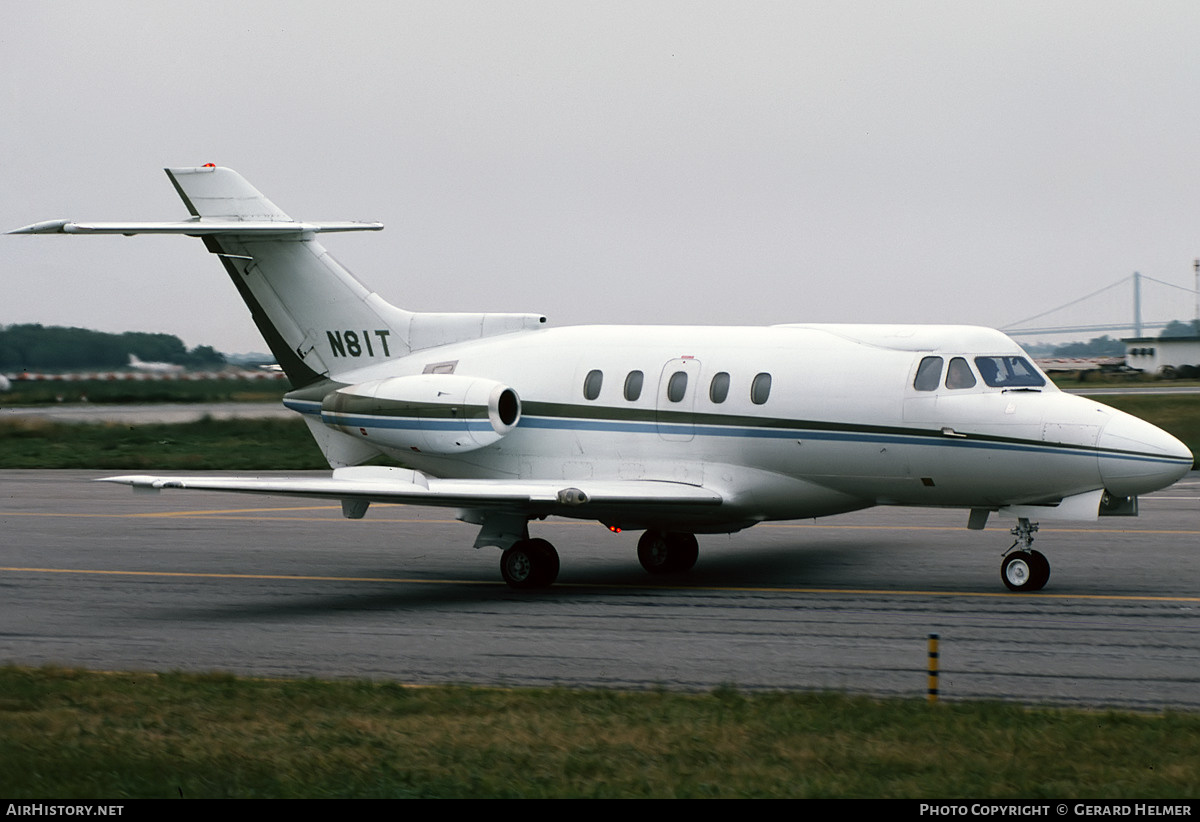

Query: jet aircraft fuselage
<box><xmin>10</xmin><ymin>165</ymin><xmax>1192</xmax><ymax>591</ymax></box>
<box><xmin>285</xmin><ymin>322</ymin><xmax>1187</xmax><ymax>533</ymax></box>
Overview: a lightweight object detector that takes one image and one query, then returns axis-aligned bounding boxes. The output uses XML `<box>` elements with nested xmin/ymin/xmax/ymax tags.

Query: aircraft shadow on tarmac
<box><xmin>138</xmin><ymin>536</ymin><xmax>980</xmax><ymax>621</ymax></box>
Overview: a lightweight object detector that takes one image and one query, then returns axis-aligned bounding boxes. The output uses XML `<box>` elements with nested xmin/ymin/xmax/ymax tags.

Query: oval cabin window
<box><xmin>751</xmin><ymin>372</ymin><xmax>772</xmax><ymax>405</ymax></box>
<box><xmin>709</xmin><ymin>372</ymin><xmax>730</xmax><ymax>403</ymax></box>
<box><xmin>624</xmin><ymin>370</ymin><xmax>644</xmax><ymax>401</ymax></box>
<box><xmin>583</xmin><ymin>369</ymin><xmax>603</xmax><ymax>400</ymax></box>
<box><xmin>667</xmin><ymin>371</ymin><xmax>688</xmax><ymax>402</ymax></box>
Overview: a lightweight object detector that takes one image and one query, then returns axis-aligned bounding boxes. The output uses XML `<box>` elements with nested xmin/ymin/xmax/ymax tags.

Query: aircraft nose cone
<box><xmin>1097</xmin><ymin>410</ymin><xmax>1193</xmax><ymax>496</ymax></box>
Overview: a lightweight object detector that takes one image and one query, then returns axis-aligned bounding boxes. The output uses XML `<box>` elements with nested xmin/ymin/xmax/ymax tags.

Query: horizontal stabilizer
<box><xmin>8</xmin><ymin>220</ymin><xmax>383</xmax><ymax>236</ymax></box>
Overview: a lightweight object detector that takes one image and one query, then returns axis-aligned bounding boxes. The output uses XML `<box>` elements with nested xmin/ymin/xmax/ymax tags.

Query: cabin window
<box><xmin>667</xmin><ymin>371</ymin><xmax>689</xmax><ymax>402</ymax></box>
<box><xmin>709</xmin><ymin>372</ymin><xmax>730</xmax><ymax>403</ymax></box>
<box><xmin>945</xmin><ymin>357</ymin><xmax>977</xmax><ymax>389</ymax></box>
<box><xmin>624</xmin><ymin>370</ymin><xmax>644</xmax><ymax>401</ymax></box>
<box><xmin>583</xmin><ymin>369</ymin><xmax>603</xmax><ymax>400</ymax></box>
<box><xmin>751</xmin><ymin>372</ymin><xmax>772</xmax><ymax>405</ymax></box>
<box><xmin>913</xmin><ymin>356</ymin><xmax>943</xmax><ymax>391</ymax></box>
<box><xmin>974</xmin><ymin>356</ymin><xmax>1045</xmax><ymax>388</ymax></box>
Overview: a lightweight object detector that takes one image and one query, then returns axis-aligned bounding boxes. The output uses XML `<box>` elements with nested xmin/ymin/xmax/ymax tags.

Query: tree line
<box><xmin>0</xmin><ymin>324</ymin><xmax>226</xmax><ymax>371</ymax></box>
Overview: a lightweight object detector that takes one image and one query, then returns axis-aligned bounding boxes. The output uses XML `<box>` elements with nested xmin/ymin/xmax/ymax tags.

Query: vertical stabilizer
<box><xmin>167</xmin><ymin>165</ymin><xmax>292</xmax><ymax>220</ymax></box>
<box><xmin>166</xmin><ymin>166</ymin><xmax>414</xmax><ymax>387</ymax></box>
<box><xmin>10</xmin><ymin>166</ymin><xmax>548</xmax><ymax>390</ymax></box>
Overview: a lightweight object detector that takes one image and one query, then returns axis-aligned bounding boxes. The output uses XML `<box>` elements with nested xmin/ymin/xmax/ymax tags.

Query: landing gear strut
<box><xmin>637</xmin><ymin>530</ymin><xmax>699</xmax><ymax>574</ymax></box>
<box><xmin>500</xmin><ymin>538</ymin><xmax>560</xmax><ymax>589</ymax></box>
<box><xmin>1001</xmin><ymin>517</ymin><xmax>1050</xmax><ymax>592</ymax></box>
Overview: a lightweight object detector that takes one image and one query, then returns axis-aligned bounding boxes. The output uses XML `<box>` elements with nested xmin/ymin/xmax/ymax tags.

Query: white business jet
<box><xmin>10</xmin><ymin>166</ymin><xmax>1193</xmax><ymax>591</ymax></box>
<box><xmin>128</xmin><ymin>353</ymin><xmax>185</xmax><ymax>374</ymax></box>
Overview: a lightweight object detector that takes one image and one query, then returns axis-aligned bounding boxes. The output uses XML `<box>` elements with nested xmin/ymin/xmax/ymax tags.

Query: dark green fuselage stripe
<box><xmin>324</xmin><ymin>393</ymin><xmax>490</xmax><ymax>420</ymax></box>
<box><xmin>518</xmin><ymin>400</ymin><xmax>1172</xmax><ymax>463</ymax></box>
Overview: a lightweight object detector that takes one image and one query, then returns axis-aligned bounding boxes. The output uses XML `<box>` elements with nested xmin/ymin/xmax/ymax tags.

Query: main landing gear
<box><xmin>500</xmin><ymin>538</ymin><xmax>560</xmax><ymax>589</ymax></box>
<box><xmin>637</xmin><ymin>530</ymin><xmax>699</xmax><ymax>574</ymax></box>
<box><xmin>1000</xmin><ymin>517</ymin><xmax>1050</xmax><ymax>592</ymax></box>
<box><xmin>497</xmin><ymin>529</ymin><xmax>702</xmax><ymax>589</ymax></box>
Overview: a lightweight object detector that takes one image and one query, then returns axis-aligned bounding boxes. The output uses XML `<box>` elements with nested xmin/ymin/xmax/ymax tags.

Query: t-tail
<box><xmin>9</xmin><ymin>166</ymin><xmax>546</xmax><ymax>389</ymax></box>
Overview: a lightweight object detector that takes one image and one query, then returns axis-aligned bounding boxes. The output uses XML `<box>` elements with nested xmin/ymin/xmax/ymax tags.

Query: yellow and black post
<box><xmin>927</xmin><ymin>633</ymin><xmax>940</xmax><ymax>704</ymax></box>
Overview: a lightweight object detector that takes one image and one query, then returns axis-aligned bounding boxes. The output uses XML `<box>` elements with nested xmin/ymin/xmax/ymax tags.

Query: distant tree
<box><xmin>120</xmin><ymin>331</ymin><xmax>189</xmax><ymax>364</ymax></box>
<box><xmin>1159</xmin><ymin>319</ymin><xmax>1200</xmax><ymax>338</ymax></box>
<box><xmin>184</xmin><ymin>345</ymin><xmax>227</xmax><ymax>368</ymax></box>
<box><xmin>0</xmin><ymin>324</ymin><xmax>227</xmax><ymax>371</ymax></box>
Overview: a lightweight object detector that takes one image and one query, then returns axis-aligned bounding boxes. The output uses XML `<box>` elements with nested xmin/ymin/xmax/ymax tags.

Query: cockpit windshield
<box><xmin>973</xmin><ymin>356</ymin><xmax>1045</xmax><ymax>388</ymax></box>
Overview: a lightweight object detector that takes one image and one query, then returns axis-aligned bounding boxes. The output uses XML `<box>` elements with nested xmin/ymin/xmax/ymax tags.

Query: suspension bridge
<box><xmin>1002</xmin><ymin>270</ymin><xmax>1200</xmax><ymax>339</ymax></box>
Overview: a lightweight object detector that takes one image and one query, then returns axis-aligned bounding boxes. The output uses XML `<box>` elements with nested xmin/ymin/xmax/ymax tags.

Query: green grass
<box><xmin>0</xmin><ymin>417</ymin><xmax>327</xmax><ymax>470</ymax></box>
<box><xmin>0</xmin><ymin>378</ymin><xmax>288</xmax><ymax>406</ymax></box>
<box><xmin>1</xmin><ymin>666</ymin><xmax>1197</xmax><ymax>799</ymax></box>
<box><xmin>1049</xmin><ymin>372</ymin><xmax>1200</xmax><ymax>389</ymax></box>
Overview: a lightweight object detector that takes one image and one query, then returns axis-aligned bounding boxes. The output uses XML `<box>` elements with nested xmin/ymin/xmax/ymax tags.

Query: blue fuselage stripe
<box><xmin>282</xmin><ymin>400</ymin><xmax>1187</xmax><ymax>469</ymax></box>
<box><xmin>516</xmin><ymin>416</ymin><xmax>1186</xmax><ymax>467</ymax></box>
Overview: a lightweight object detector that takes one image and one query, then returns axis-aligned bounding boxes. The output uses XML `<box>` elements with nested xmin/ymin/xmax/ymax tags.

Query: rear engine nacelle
<box><xmin>321</xmin><ymin>374</ymin><xmax>521</xmax><ymax>454</ymax></box>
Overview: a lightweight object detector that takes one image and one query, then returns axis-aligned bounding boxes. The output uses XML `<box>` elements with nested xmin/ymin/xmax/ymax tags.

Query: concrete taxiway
<box><xmin>1</xmin><ymin>469</ymin><xmax>1198</xmax><ymax>709</ymax></box>
<box><xmin>1</xmin><ymin>402</ymin><xmax>292</xmax><ymax>425</ymax></box>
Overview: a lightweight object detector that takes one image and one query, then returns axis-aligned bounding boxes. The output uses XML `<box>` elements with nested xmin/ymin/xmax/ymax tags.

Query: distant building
<box><xmin>1123</xmin><ymin>336</ymin><xmax>1200</xmax><ymax>376</ymax></box>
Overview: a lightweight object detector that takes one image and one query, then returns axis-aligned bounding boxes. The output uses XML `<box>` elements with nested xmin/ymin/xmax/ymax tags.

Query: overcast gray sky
<box><xmin>4</xmin><ymin>2</ymin><xmax>1200</xmax><ymax>353</ymax></box>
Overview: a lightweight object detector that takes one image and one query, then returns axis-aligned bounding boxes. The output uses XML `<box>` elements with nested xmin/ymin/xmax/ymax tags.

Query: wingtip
<box><xmin>8</xmin><ymin>219</ymin><xmax>71</xmax><ymax>234</ymax></box>
<box><xmin>96</xmin><ymin>474</ymin><xmax>153</xmax><ymax>484</ymax></box>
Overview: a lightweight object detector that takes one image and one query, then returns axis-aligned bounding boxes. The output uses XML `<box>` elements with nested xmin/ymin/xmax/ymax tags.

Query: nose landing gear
<box><xmin>1001</xmin><ymin>517</ymin><xmax>1050</xmax><ymax>591</ymax></box>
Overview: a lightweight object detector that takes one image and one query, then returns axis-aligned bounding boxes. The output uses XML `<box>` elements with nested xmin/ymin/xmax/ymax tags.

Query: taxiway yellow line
<box><xmin>2</xmin><ymin>565</ymin><xmax>1199</xmax><ymax>603</ymax></box>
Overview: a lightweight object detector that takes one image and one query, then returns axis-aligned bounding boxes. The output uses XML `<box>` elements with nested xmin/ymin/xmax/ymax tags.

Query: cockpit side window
<box><xmin>945</xmin><ymin>357</ymin><xmax>977</xmax><ymax>389</ymax></box>
<box><xmin>974</xmin><ymin>356</ymin><xmax>1045</xmax><ymax>388</ymax></box>
<box><xmin>913</xmin><ymin>356</ymin><xmax>943</xmax><ymax>391</ymax></box>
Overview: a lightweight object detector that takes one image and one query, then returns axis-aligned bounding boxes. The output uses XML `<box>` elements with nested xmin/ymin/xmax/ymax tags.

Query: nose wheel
<box><xmin>1001</xmin><ymin>518</ymin><xmax>1050</xmax><ymax>591</ymax></box>
<box><xmin>1001</xmin><ymin>549</ymin><xmax>1050</xmax><ymax>591</ymax></box>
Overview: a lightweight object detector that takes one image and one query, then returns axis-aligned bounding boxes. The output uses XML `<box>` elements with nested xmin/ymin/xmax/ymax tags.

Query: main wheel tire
<box><xmin>500</xmin><ymin>538</ymin><xmax>560</xmax><ymax>589</ymax></box>
<box><xmin>667</xmin><ymin>532</ymin><xmax>699</xmax><ymax>572</ymax></box>
<box><xmin>1001</xmin><ymin>551</ymin><xmax>1047</xmax><ymax>592</ymax></box>
<box><xmin>637</xmin><ymin>531</ymin><xmax>699</xmax><ymax>574</ymax></box>
<box><xmin>1027</xmin><ymin>549</ymin><xmax>1050</xmax><ymax>591</ymax></box>
<box><xmin>637</xmin><ymin>531</ymin><xmax>673</xmax><ymax>574</ymax></box>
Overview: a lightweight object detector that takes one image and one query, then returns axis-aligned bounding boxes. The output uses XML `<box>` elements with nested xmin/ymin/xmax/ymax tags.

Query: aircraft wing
<box><xmin>99</xmin><ymin>465</ymin><xmax>722</xmax><ymax>518</ymax></box>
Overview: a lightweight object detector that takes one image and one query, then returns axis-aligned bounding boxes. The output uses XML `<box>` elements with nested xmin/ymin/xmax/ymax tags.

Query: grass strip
<box><xmin>1</xmin><ymin>378</ymin><xmax>288</xmax><ymax>406</ymax></box>
<box><xmin>1</xmin><ymin>666</ymin><xmax>1198</xmax><ymax>799</ymax></box>
<box><xmin>0</xmin><ymin>417</ymin><xmax>327</xmax><ymax>470</ymax></box>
